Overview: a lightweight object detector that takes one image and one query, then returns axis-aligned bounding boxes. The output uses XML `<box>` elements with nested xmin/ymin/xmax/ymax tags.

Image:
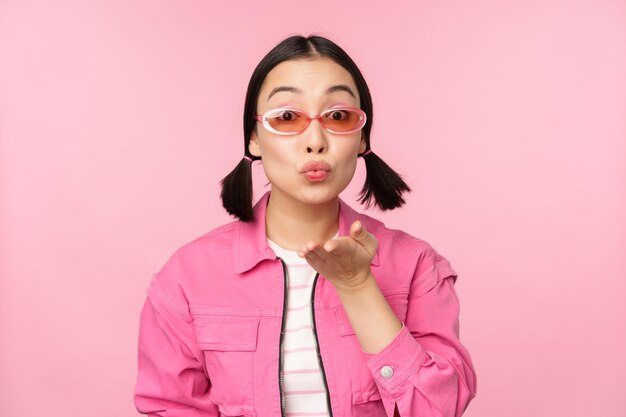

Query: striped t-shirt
<box><xmin>267</xmin><ymin>236</ymin><xmax>336</xmax><ymax>417</ymax></box>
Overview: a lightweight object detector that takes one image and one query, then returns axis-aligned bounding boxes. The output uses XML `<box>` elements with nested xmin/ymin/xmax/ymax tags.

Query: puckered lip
<box><xmin>301</xmin><ymin>160</ymin><xmax>331</xmax><ymax>173</ymax></box>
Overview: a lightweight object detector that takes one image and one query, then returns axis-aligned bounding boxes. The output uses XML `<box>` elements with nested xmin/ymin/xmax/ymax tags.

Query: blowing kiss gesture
<box><xmin>297</xmin><ymin>220</ymin><xmax>378</xmax><ymax>293</ymax></box>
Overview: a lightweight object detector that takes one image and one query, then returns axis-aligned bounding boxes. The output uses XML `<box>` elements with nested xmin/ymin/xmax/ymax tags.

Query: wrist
<box><xmin>334</xmin><ymin>271</ymin><xmax>376</xmax><ymax>295</ymax></box>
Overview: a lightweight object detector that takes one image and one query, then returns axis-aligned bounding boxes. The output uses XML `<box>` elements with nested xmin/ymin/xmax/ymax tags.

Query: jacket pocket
<box><xmin>191</xmin><ymin>312</ymin><xmax>260</xmax><ymax>416</ymax></box>
<box><xmin>335</xmin><ymin>292</ymin><xmax>409</xmax><ymax>405</ymax></box>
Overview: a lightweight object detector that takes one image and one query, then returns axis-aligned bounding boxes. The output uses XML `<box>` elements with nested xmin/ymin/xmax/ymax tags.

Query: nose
<box><xmin>304</xmin><ymin>116</ymin><xmax>328</xmax><ymax>154</ymax></box>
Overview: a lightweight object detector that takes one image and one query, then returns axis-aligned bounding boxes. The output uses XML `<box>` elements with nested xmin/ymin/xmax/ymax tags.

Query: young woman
<box><xmin>134</xmin><ymin>34</ymin><xmax>477</xmax><ymax>417</ymax></box>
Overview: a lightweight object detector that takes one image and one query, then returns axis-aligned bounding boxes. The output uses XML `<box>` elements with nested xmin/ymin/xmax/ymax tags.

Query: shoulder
<box><xmin>159</xmin><ymin>220</ymin><xmax>238</xmax><ymax>268</ymax></box>
<box><xmin>356</xmin><ymin>211</ymin><xmax>458</xmax><ymax>296</ymax></box>
<box><xmin>356</xmin><ymin>209</ymin><xmax>433</xmax><ymax>253</ymax></box>
<box><xmin>145</xmin><ymin>220</ymin><xmax>240</xmax><ymax>317</ymax></box>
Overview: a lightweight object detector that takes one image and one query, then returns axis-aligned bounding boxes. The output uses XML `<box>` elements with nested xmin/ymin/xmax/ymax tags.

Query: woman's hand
<box><xmin>297</xmin><ymin>220</ymin><xmax>377</xmax><ymax>292</ymax></box>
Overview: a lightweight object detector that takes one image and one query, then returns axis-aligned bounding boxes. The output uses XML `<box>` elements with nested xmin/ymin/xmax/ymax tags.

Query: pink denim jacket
<box><xmin>134</xmin><ymin>190</ymin><xmax>477</xmax><ymax>417</ymax></box>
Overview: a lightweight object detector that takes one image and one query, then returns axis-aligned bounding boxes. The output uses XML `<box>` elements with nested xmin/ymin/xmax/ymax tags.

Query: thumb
<box><xmin>351</xmin><ymin>220</ymin><xmax>370</xmax><ymax>242</ymax></box>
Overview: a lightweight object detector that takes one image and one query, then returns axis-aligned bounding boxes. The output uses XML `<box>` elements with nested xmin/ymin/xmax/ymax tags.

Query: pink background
<box><xmin>1</xmin><ymin>1</ymin><xmax>625</xmax><ymax>416</ymax></box>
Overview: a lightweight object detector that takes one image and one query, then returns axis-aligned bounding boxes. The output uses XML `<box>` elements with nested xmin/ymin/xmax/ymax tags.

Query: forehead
<box><xmin>259</xmin><ymin>58</ymin><xmax>359</xmax><ymax>106</ymax></box>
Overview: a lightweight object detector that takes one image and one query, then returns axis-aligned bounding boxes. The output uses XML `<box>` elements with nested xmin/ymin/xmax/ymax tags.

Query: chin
<box><xmin>271</xmin><ymin>181</ymin><xmax>348</xmax><ymax>206</ymax></box>
<box><xmin>299</xmin><ymin>188</ymin><xmax>346</xmax><ymax>205</ymax></box>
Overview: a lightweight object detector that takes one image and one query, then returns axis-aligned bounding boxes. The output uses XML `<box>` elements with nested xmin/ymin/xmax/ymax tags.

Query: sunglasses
<box><xmin>255</xmin><ymin>106</ymin><xmax>367</xmax><ymax>135</ymax></box>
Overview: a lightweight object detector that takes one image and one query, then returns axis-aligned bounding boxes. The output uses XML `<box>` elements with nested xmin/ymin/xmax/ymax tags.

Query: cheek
<box><xmin>336</xmin><ymin>138</ymin><xmax>361</xmax><ymax>164</ymax></box>
<box><xmin>343</xmin><ymin>159</ymin><xmax>359</xmax><ymax>178</ymax></box>
<box><xmin>258</xmin><ymin>141</ymin><xmax>296</xmax><ymax>180</ymax></box>
<box><xmin>335</xmin><ymin>153</ymin><xmax>359</xmax><ymax>179</ymax></box>
<box><xmin>269</xmin><ymin>146</ymin><xmax>295</xmax><ymax>167</ymax></box>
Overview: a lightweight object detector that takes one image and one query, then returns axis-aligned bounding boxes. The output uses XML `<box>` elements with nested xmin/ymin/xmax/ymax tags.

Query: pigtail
<box><xmin>358</xmin><ymin>150</ymin><xmax>412</xmax><ymax>210</ymax></box>
<box><xmin>219</xmin><ymin>156</ymin><xmax>256</xmax><ymax>223</ymax></box>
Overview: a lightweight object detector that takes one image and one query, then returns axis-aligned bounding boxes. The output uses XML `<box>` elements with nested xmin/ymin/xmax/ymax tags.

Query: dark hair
<box><xmin>220</xmin><ymin>34</ymin><xmax>411</xmax><ymax>222</ymax></box>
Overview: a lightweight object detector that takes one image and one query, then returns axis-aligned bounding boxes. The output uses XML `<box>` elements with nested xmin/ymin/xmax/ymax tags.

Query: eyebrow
<box><xmin>267</xmin><ymin>84</ymin><xmax>356</xmax><ymax>102</ymax></box>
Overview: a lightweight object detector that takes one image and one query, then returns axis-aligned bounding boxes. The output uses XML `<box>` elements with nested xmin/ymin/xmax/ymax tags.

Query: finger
<box><xmin>314</xmin><ymin>243</ymin><xmax>337</xmax><ymax>260</ymax></box>
<box><xmin>352</xmin><ymin>221</ymin><xmax>379</xmax><ymax>253</ymax></box>
<box><xmin>351</xmin><ymin>220</ymin><xmax>369</xmax><ymax>241</ymax></box>
<box><xmin>297</xmin><ymin>246</ymin><xmax>308</xmax><ymax>258</ymax></box>
<box><xmin>304</xmin><ymin>248</ymin><xmax>325</xmax><ymax>264</ymax></box>
<box><xmin>323</xmin><ymin>238</ymin><xmax>340</xmax><ymax>253</ymax></box>
<box><xmin>298</xmin><ymin>240</ymin><xmax>319</xmax><ymax>257</ymax></box>
<box><xmin>322</xmin><ymin>237</ymin><xmax>353</xmax><ymax>258</ymax></box>
<box><xmin>301</xmin><ymin>241</ymin><xmax>325</xmax><ymax>261</ymax></box>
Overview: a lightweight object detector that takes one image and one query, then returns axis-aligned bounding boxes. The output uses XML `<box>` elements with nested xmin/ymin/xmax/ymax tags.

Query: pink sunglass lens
<box><xmin>321</xmin><ymin>109</ymin><xmax>363</xmax><ymax>132</ymax></box>
<box><xmin>266</xmin><ymin>109</ymin><xmax>308</xmax><ymax>133</ymax></box>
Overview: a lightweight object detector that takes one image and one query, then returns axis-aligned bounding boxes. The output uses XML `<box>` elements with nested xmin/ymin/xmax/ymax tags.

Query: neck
<box><xmin>265</xmin><ymin>189</ymin><xmax>339</xmax><ymax>251</ymax></box>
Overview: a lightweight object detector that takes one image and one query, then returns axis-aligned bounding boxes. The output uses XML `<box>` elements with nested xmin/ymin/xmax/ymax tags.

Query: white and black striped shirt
<box><xmin>267</xmin><ymin>236</ymin><xmax>335</xmax><ymax>417</ymax></box>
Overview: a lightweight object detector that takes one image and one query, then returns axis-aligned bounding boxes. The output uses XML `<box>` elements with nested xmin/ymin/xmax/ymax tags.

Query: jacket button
<box><xmin>380</xmin><ymin>365</ymin><xmax>394</xmax><ymax>379</ymax></box>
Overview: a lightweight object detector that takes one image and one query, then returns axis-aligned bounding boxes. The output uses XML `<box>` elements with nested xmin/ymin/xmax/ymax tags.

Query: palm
<box><xmin>297</xmin><ymin>221</ymin><xmax>377</xmax><ymax>290</ymax></box>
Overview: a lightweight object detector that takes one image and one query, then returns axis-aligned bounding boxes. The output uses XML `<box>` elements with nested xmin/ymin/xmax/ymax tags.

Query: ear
<box><xmin>249</xmin><ymin>129</ymin><xmax>262</xmax><ymax>157</ymax></box>
<box><xmin>358</xmin><ymin>133</ymin><xmax>367</xmax><ymax>154</ymax></box>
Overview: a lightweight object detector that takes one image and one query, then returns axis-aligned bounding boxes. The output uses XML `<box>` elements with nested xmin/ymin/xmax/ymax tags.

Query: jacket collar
<box><xmin>233</xmin><ymin>190</ymin><xmax>380</xmax><ymax>274</ymax></box>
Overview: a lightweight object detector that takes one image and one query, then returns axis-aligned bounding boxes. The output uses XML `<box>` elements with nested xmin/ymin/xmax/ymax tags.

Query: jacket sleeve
<box><xmin>364</xmin><ymin>247</ymin><xmax>478</xmax><ymax>417</ymax></box>
<box><xmin>134</xmin><ymin>273</ymin><xmax>219</xmax><ymax>416</ymax></box>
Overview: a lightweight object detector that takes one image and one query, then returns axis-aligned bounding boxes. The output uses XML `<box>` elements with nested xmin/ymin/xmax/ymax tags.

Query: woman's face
<box><xmin>249</xmin><ymin>57</ymin><xmax>367</xmax><ymax>206</ymax></box>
